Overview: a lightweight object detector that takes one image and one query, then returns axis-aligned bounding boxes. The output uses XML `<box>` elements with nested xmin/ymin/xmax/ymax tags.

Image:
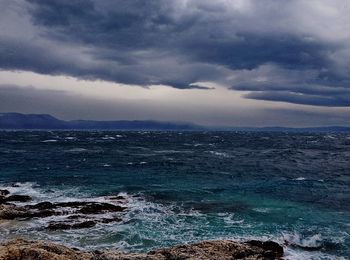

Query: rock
<box><xmin>47</xmin><ymin>221</ymin><xmax>96</xmax><ymax>230</ymax></box>
<box><xmin>150</xmin><ymin>240</ymin><xmax>284</xmax><ymax>259</ymax></box>
<box><xmin>28</xmin><ymin>201</ymin><xmax>54</xmax><ymax>210</ymax></box>
<box><xmin>0</xmin><ymin>239</ymin><xmax>284</xmax><ymax>259</ymax></box>
<box><xmin>5</xmin><ymin>195</ymin><xmax>32</xmax><ymax>202</ymax></box>
<box><xmin>0</xmin><ymin>204</ymin><xmax>55</xmax><ymax>220</ymax></box>
<box><xmin>0</xmin><ymin>204</ymin><xmax>28</xmax><ymax>220</ymax></box>
<box><xmin>79</xmin><ymin>203</ymin><xmax>126</xmax><ymax>214</ymax></box>
<box><xmin>109</xmin><ymin>195</ymin><xmax>126</xmax><ymax>200</ymax></box>
<box><xmin>100</xmin><ymin>216</ymin><xmax>123</xmax><ymax>223</ymax></box>
<box><xmin>0</xmin><ymin>239</ymin><xmax>93</xmax><ymax>260</ymax></box>
<box><xmin>0</xmin><ymin>189</ymin><xmax>10</xmax><ymax>196</ymax></box>
<box><xmin>247</xmin><ymin>240</ymin><xmax>284</xmax><ymax>258</ymax></box>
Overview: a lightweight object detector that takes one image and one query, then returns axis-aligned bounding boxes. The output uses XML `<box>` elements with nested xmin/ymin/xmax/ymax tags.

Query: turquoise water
<box><xmin>0</xmin><ymin>131</ymin><xmax>349</xmax><ymax>259</ymax></box>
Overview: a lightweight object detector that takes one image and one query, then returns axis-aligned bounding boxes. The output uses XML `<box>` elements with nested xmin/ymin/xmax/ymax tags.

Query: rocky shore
<box><xmin>0</xmin><ymin>188</ymin><xmax>126</xmax><ymax>230</ymax></box>
<box><xmin>0</xmin><ymin>239</ymin><xmax>283</xmax><ymax>260</ymax></box>
<box><xmin>0</xmin><ymin>188</ymin><xmax>284</xmax><ymax>259</ymax></box>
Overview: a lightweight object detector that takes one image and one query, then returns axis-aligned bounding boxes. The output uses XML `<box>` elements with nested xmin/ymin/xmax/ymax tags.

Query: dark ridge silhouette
<box><xmin>0</xmin><ymin>113</ymin><xmax>349</xmax><ymax>132</ymax></box>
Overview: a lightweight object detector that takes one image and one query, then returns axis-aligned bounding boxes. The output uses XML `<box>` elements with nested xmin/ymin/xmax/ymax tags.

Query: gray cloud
<box><xmin>1</xmin><ymin>84</ymin><xmax>349</xmax><ymax>127</ymax></box>
<box><xmin>0</xmin><ymin>0</ymin><xmax>350</xmax><ymax>106</ymax></box>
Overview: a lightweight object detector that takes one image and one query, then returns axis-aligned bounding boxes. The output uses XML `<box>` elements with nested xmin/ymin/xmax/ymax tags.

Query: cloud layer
<box><xmin>1</xmin><ymin>0</ymin><xmax>350</xmax><ymax>106</ymax></box>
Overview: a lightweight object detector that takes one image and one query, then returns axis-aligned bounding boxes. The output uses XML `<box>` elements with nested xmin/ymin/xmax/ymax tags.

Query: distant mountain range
<box><xmin>0</xmin><ymin>113</ymin><xmax>200</xmax><ymax>130</ymax></box>
<box><xmin>0</xmin><ymin>112</ymin><xmax>350</xmax><ymax>132</ymax></box>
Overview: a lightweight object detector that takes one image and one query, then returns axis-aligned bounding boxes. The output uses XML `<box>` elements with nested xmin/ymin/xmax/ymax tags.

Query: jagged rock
<box><xmin>150</xmin><ymin>240</ymin><xmax>284</xmax><ymax>259</ymax></box>
<box><xmin>5</xmin><ymin>195</ymin><xmax>32</xmax><ymax>202</ymax></box>
<box><xmin>0</xmin><ymin>204</ymin><xmax>56</xmax><ymax>220</ymax></box>
<box><xmin>247</xmin><ymin>240</ymin><xmax>284</xmax><ymax>257</ymax></box>
<box><xmin>79</xmin><ymin>203</ymin><xmax>126</xmax><ymax>214</ymax></box>
<box><xmin>109</xmin><ymin>195</ymin><xmax>126</xmax><ymax>200</ymax></box>
<box><xmin>0</xmin><ymin>189</ymin><xmax>10</xmax><ymax>196</ymax></box>
<box><xmin>0</xmin><ymin>239</ymin><xmax>284</xmax><ymax>259</ymax></box>
<box><xmin>0</xmin><ymin>204</ymin><xmax>28</xmax><ymax>219</ymax></box>
<box><xmin>47</xmin><ymin>216</ymin><xmax>122</xmax><ymax>230</ymax></box>
<box><xmin>47</xmin><ymin>221</ymin><xmax>96</xmax><ymax>230</ymax></box>
<box><xmin>100</xmin><ymin>216</ymin><xmax>123</xmax><ymax>223</ymax></box>
<box><xmin>0</xmin><ymin>239</ymin><xmax>93</xmax><ymax>260</ymax></box>
<box><xmin>28</xmin><ymin>201</ymin><xmax>54</xmax><ymax>210</ymax></box>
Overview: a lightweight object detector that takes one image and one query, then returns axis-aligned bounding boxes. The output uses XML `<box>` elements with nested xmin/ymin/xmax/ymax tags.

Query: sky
<box><xmin>1</xmin><ymin>0</ymin><xmax>350</xmax><ymax>127</ymax></box>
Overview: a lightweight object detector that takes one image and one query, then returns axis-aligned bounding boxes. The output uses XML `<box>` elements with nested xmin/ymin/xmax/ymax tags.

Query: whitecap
<box><xmin>65</xmin><ymin>148</ymin><xmax>88</xmax><ymax>153</ymax></box>
<box><xmin>102</xmin><ymin>136</ymin><xmax>116</xmax><ymax>140</ymax></box>
<box><xmin>64</xmin><ymin>137</ymin><xmax>76</xmax><ymax>140</ymax></box>
<box><xmin>209</xmin><ymin>151</ymin><xmax>229</xmax><ymax>157</ymax></box>
<box><xmin>42</xmin><ymin>139</ymin><xmax>58</xmax><ymax>143</ymax></box>
<box><xmin>293</xmin><ymin>177</ymin><xmax>306</xmax><ymax>181</ymax></box>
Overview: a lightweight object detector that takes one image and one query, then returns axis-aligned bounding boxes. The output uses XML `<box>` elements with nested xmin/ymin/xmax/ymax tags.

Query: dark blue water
<box><xmin>0</xmin><ymin>131</ymin><xmax>349</xmax><ymax>259</ymax></box>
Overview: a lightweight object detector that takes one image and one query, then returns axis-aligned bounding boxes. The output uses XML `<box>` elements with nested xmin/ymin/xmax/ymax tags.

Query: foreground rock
<box><xmin>0</xmin><ymin>189</ymin><xmax>126</xmax><ymax>231</ymax></box>
<box><xmin>0</xmin><ymin>239</ymin><xmax>283</xmax><ymax>259</ymax></box>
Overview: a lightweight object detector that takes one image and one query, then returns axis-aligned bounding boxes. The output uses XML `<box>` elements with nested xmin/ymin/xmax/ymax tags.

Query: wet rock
<box><xmin>5</xmin><ymin>195</ymin><xmax>32</xmax><ymax>202</ymax></box>
<box><xmin>29</xmin><ymin>210</ymin><xmax>56</xmax><ymax>218</ymax></box>
<box><xmin>100</xmin><ymin>216</ymin><xmax>123</xmax><ymax>223</ymax></box>
<box><xmin>109</xmin><ymin>195</ymin><xmax>126</xmax><ymax>200</ymax></box>
<box><xmin>79</xmin><ymin>202</ymin><xmax>126</xmax><ymax>214</ymax></box>
<box><xmin>0</xmin><ymin>204</ymin><xmax>56</xmax><ymax>220</ymax></box>
<box><xmin>67</xmin><ymin>214</ymin><xmax>86</xmax><ymax>220</ymax></box>
<box><xmin>247</xmin><ymin>240</ymin><xmax>284</xmax><ymax>258</ymax></box>
<box><xmin>0</xmin><ymin>189</ymin><xmax>10</xmax><ymax>196</ymax></box>
<box><xmin>0</xmin><ymin>204</ymin><xmax>28</xmax><ymax>220</ymax></box>
<box><xmin>28</xmin><ymin>201</ymin><xmax>54</xmax><ymax>210</ymax></box>
<box><xmin>47</xmin><ymin>221</ymin><xmax>96</xmax><ymax>230</ymax></box>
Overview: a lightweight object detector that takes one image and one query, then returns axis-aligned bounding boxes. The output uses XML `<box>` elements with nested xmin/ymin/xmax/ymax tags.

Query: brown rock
<box><xmin>0</xmin><ymin>204</ymin><xmax>55</xmax><ymax>220</ymax></box>
<box><xmin>0</xmin><ymin>204</ymin><xmax>28</xmax><ymax>219</ymax></box>
<box><xmin>150</xmin><ymin>240</ymin><xmax>284</xmax><ymax>259</ymax></box>
<box><xmin>0</xmin><ymin>239</ymin><xmax>92</xmax><ymax>260</ymax></box>
<box><xmin>0</xmin><ymin>239</ymin><xmax>284</xmax><ymax>260</ymax></box>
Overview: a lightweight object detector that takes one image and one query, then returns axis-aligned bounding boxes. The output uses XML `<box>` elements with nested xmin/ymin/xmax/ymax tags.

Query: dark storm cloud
<box><xmin>2</xmin><ymin>84</ymin><xmax>349</xmax><ymax>127</ymax></box>
<box><xmin>1</xmin><ymin>0</ymin><xmax>350</xmax><ymax>106</ymax></box>
<box><xmin>245</xmin><ymin>91</ymin><xmax>350</xmax><ymax>107</ymax></box>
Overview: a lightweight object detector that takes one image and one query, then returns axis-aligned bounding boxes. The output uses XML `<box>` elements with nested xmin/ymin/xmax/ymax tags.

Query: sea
<box><xmin>0</xmin><ymin>131</ymin><xmax>349</xmax><ymax>259</ymax></box>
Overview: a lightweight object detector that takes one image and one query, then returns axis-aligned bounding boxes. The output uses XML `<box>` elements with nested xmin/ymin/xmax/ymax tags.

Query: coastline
<box><xmin>0</xmin><ymin>186</ymin><xmax>284</xmax><ymax>259</ymax></box>
<box><xmin>0</xmin><ymin>239</ymin><xmax>283</xmax><ymax>260</ymax></box>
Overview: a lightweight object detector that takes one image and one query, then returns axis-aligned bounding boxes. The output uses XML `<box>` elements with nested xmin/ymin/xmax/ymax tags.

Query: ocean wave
<box><xmin>293</xmin><ymin>177</ymin><xmax>306</xmax><ymax>181</ymax></box>
<box><xmin>42</xmin><ymin>139</ymin><xmax>58</xmax><ymax>143</ymax></box>
<box><xmin>0</xmin><ymin>182</ymin><xmax>347</xmax><ymax>259</ymax></box>
<box><xmin>208</xmin><ymin>151</ymin><xmax>230</xmax><ymax>158</ymax></box>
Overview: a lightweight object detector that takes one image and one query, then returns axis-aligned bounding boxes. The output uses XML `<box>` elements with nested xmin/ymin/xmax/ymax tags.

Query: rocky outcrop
<box><xmin>0</xmin><ymin>239</ymin><xmax>284</xmax><ymax>259</ymax></box>
<box><xmin>149</xmin><ymin>240</ymin><xmax>283</xmax><ymax>259</ymax></box>
<box><xmin>0</xmin><ymin>190</ymin><xmax>126</xmax><ymax>230</ymax></box>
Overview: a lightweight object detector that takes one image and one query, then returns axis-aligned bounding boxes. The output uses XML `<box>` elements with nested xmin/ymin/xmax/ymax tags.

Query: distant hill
<box><xmin>0</xmin><ymin>113</ymin><xmax>349</xmax><ymax>132</ymax></box>
<box><xmin>0</xmin><ymin>113</ymin><xmax>201</xmax><ymax>130</ymax></box>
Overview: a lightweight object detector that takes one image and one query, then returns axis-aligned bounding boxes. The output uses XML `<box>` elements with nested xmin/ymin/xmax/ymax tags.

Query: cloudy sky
<box><xmin>1</xmin><ymin>0</ymin><xmax>350</xmax><ymax>127</ymax></box>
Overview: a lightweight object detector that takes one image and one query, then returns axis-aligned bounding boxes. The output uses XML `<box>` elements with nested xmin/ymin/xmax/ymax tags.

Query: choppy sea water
<box><xmin>0</xmin><ymin>131</ymin><xmax>349</xmax><ymax>259</ymax></box>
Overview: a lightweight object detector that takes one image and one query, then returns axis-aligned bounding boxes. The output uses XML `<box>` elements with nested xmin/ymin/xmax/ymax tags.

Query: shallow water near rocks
<box><xmin>0</xmin><ymin>131</ymin><xmax>349</xmax><ymax>259</ymax></box>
